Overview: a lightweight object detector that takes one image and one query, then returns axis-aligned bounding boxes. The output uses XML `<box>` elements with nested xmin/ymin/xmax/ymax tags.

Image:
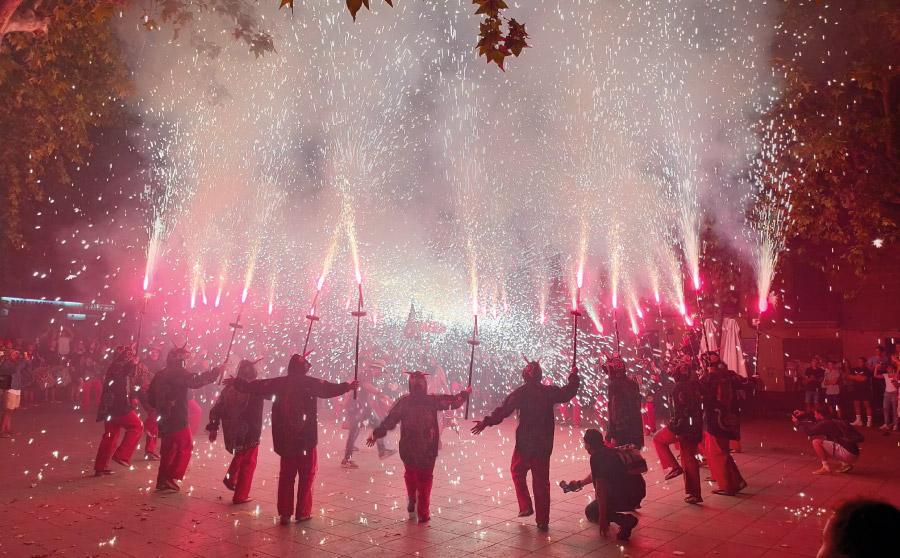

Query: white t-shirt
<box><xmin>824</xmin><ymin>368</ymin><xmax>841</xmax><ymax>395</ymax></box>
<box><xmin>883</xmin><ymin>371</ymin><xmax>898</xmax><ymax>394</ymax></box>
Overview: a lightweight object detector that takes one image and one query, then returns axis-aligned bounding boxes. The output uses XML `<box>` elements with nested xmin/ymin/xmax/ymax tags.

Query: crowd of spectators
<box><xmin>799</xmin><ymin>342</ymin><xmax>900</xmax><ymax>431</ymax></box>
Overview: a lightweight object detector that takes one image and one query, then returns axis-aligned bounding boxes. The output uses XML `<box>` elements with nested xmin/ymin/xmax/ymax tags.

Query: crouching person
<box><xmin>565</xmin><ymin>429</ymin><xmax>645</xmax><ymax>541</ymax></box>
<box><xmin>792</xmin><ymin>404</ymin><xmax>862</xmax><ymax>475</ymax></box>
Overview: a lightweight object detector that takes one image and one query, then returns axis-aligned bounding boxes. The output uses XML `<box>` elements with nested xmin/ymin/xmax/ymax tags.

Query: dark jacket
<box><xmin>668</xmin><ymin>377</ymin><xmax>705</xmax><ymax>443</ymax></box>
<box><xmin>803</xmin><ymin>418</ymin><xmax>863</xmax><ymax>455</ymax></box>
<box><xmin>0</xmin><ymin>359</ymin><xmax>31</xmax><ymax>390</ymax></box>
<box><xmin>148</xmin><ymin>364</ymin><xmax>219</xmax><ymax>437</ymax></box>
<box><xmin>482</xmin><ymin>371</ymin><xmax>580</xmax><ymax>458</ymax></box>
<box><xmin>206</xmin><ymin>385</ymin><xmax>265</xmax><ymax>454</ymax></box>
<box><xmin>608</xmin><ymin>375</ymin><xmax>644</xmax><ymax>447</ymax></box>
<box><xmin>373</xmin><ymin>392</ymin><xmax>468</xmax><ymax>469</ymax></box>
<box><xmin>232</xmin><ymin>373</ymin><xmax>352</xmax><ymax>458</ymax></box>
<box><xmin>702</xmin><ymin>370</ymin><xmax>740</xmax><ymax>441</ymax></box>
<box><xmin>96</xmin><ymin>361</ymin><xmax>137</xmax><ymax>422</ymax></box>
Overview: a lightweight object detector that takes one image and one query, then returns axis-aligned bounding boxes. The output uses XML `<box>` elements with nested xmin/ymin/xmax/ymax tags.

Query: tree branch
<box><xmin>0</xmin><ymin>0</ymin><xmax>47</xmax><ymax>38</ymax></box>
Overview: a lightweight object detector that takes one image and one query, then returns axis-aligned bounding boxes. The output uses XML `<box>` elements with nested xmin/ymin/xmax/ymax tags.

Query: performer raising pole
<box><xmin>350</xmin><ymin>269</ymin><xmax>366</xmax><ymax>399</ymax></box>
<box><xmin>464</xmin><ymin>307</ymin><xmax>480</xmax><ymax>420</ymax></box>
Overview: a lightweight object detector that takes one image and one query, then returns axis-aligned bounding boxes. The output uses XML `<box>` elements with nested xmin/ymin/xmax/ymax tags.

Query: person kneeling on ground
<box><xmin>792</xmin><ymin>404</ymin><xmax>862</xmax><ymax>475</ymax></box>
<box><xmin>818</xmin><ymin>498</ymin><xmax>900</xmax><ymax>558</ymax></box>
<box><xmin>563</xmin><ymin>429</ymin><xmax>645</xmax><ymax>541</ymax></box>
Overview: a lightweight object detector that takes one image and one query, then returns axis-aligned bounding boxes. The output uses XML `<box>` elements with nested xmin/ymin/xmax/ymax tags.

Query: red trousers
<box><xmin>226</xmin><ymin>446</ymin><xmax>259</xmax><ymax>502</ymax></box>
<box><xmin>510</xmin><ymin>449</ymin><xmax>551</xmax><ymax>525</ymax></box>
<box><xmin>643</xmin><ymin>403</ymin><xmax>656</xmax><ymax>434</ymax></box>
<box><xmin>142</xmin><ymin>403</ymin><xmax>158</xmax><ymax>454</ymax></box>
<box><xmin>94</xmin><ymin>411</ymin><xmax>143</xmax><ymax>471</ymax></box>
<box><xmin>82</xmin><ymin>379</ymin><xmax>102</xmax><ymax>409</ymax></box>
<box><xmin>705</xmin><ymin>433</ymin><xmax>745</xmax><ymax>494</ymax></box>
<box><xmin>558</xmin><ymin>402</ymin><xmax>581</xmax><ymax>427</ymax></box>
<box><xmin>158</xmin><ymin>427</ymin><xmax>193</xmax><ymax>482</ymax></box>
<box><xmin>404</xmin><ymin>463</ymin><xmax>434</xmax><ymax>521</ymax></box>
<box><xmin>188</xmin><ymin>399</ymin><xmax>202</xmax><ymax>436</ymax></box>
<box><xmin>277</xmin><ymin>448</ymin><xmax>317</xmax><ymax>518</ymax></box>
<box><xmin>652</xmin><ymin>426</ymin><xmax>701</xmax><ymax>498</ymax></box>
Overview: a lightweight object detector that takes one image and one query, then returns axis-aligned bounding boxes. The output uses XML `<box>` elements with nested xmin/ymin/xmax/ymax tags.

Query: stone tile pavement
<box><xmin>2</xmin><ymin>405</ymin><xmax>899</xmax><ymax>557</ymax></box>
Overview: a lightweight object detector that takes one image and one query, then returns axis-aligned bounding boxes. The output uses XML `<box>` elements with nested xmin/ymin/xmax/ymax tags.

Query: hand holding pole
<box><xmin>464</xmin><ymin>314</ymin><xmax>480</xmax><ymax>420</ymax></box>
<box><xmin>220</xmin><ymin>302</ymin><xmax>244</xmax><ymax>384</ymax></box>
<box><xmin>350</xmin><ymin>279</ymin><xmax>366</xmax><ymax>400</ymax></box>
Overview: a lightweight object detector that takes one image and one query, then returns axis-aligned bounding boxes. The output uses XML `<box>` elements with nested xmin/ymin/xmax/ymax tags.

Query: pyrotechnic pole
<box><xmin>464</xmin><ymin>314</ymin><xmax>480</xmax><ymax>420</ymax></box>
<box><xmin>134</xmin><ymin>292</ymin><xmax>151</xmax><ymax>357</ymax></box>
<box><xmin>571</xmin><ymin>273</ymin><xmax>583</xmax><ymax>373</ymax></box>
<box><xmin>220</xmin><ymin>301</ymin><xmax>245</xmax><ymax>384</ymax></box>
<box><xmin>302</xmin><ymin>287</ymin><xmax>322</xmax><ymax>355</ymax></box>
<box><xmin>754</xmin><ymin>307</ymin><xmax>764</xmax><ymax>375</ymax></box>
<box><xmin>657</xmin><ymin>301</ymin><xmax>668</xmax><ymax>347</ymax></box>
<box><xmin>350</xmin><ymin>277</ymin><xmax>366</xmax><ymax>400</ymax></box>
<box><xmin>614</xmin><ymin>307</ymin><xmax>620</xmax><ymax>353</ymax></box>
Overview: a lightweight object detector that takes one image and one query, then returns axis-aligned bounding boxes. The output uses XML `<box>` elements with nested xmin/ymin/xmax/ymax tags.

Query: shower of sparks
<box><xmin>20</xmin><ymin>0</ymin><xmax>803</xmax><ymax>456</ymax></box>
<box><xmin>748</xmin><ymin>120</ymin><xmax>796</xmax><ymax>314</ymax></box>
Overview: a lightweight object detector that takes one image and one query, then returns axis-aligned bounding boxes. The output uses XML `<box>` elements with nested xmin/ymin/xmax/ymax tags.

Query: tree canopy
<box><xmin>769</xmin><ymin>0</ymin><xmax>900</xmax><ymax>277</ymax></box>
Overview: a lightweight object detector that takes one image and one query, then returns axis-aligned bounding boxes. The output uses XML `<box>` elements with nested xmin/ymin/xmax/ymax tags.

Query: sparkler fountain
<box><xmin>748</xmin><ymin>121</ymin><xmax>795</xmax><ymax>372</ymax></box>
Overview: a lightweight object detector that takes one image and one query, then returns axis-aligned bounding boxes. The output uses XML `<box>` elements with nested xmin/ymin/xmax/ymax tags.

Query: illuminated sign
<box><xmin>1</xmin><ymin>297</ymin><xmax>114</xmax><ymax>314</ymax></box>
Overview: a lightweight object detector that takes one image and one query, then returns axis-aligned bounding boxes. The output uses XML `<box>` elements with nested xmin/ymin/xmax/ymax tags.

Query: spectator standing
<box><xmin>874</xmin><ymin>356</ymin><xmax>898</xmax><ymax>431</ymax></box>
<box><xmin>848</xmin><ymin>358</ymin><xmax>874</xmax><ymax>427</ymax></box>
<box><xmin>803</xmin><ymin>357</ymin><xmax>826</xmax><ymax>412</ymax></box>
<box><xmin>823</xmin><ymin>360</ymin><xmax>842</xmax><ymax>415</ymax></box>
<box><xmin>0</xmin><ymin>351</ymin><xmax>32</xmax><ymax>438</ymax></box>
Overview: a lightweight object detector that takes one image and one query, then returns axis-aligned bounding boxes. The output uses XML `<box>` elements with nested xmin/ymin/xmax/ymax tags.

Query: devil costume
<box><xmin>93</xmin><ymin>346</ymin><xmax>144</xmax><ymax>475</ymax></box>
<box><xmin>700</xmin><ymin>354</ymin><xmax>746</xmax><ymax>496</ymax></box>
<box><xmin>207</xmin><ymin>359</ymin><xmax>265</xmax><ymax>504</ymax></box>
<box><xmin>473</xmin><ymin>359</ymin><xmax>579</xmax><ymax>529</ymax></box>
<box><xmin>605</xmin><ymin>357</ymin><xmax>644</xmax><ymax>448</ymax></box>
<box><xmin>652</xmin><ymin>366</ymin><xmax>706</xmax><ymax>502</ymax></box>
<box><xmin>147</xmin><ymin>343</ymin><xmax>220</xmax><ymax>491</ymax></box>
<box><xmin>228</xmin><ymin>354</ymin><xmax>354</xmax><ymax>523</ymax></box>
<box><xmin>370</xmin><ymin>371</ymin><xmax>469</xmax><ymax>522</ymax></box>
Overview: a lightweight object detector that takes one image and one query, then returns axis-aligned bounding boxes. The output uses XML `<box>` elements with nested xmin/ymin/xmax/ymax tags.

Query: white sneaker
<box><xmin>880</xmin><ymin>424</ymin><xmax>890</xmax><ymax>430</ymax></box>
<box><xmin>850</xmin><ymin>419</ymin><xmax>863</xmax><ymax>426</ymax></box>
<box><xmin>867</xmin><ymin>421</ymin><xmax>873</xmax><ymax>428</ymax></box>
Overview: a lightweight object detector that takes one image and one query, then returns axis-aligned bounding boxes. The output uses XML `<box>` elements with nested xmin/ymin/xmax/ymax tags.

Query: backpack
<box><xmin>613</xmin><ymin>444</ymin><xmax>648</xmax><ymax>475</ymax></box>
<box><xmin>836</xmin><ymin>420</ymin><xmax>865</xmax><ymax>445</ymax></box>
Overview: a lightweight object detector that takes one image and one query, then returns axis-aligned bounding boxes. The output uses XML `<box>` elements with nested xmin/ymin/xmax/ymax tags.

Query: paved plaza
<box><xmin>2</xmin><ymin>405</ymin><xmax>899</xmax><ymax>558</ymax></box>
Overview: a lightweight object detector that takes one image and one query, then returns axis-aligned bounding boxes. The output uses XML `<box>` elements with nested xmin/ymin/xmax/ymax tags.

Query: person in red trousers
<box><xmin>471</xmin><ymin>357</ymin><xmax>579</xmax><ymax>531</ymax></box>
<box><xmin>225</xmin><ymin>353</ymin><xmax>358</xmax><ymax>524</ymax></box>
<box><xmin>366</xmin><ymin>371</ymin><xmax>469</xmax><ymax>523</ymax></box>
<box><xmin>652</xmin><ymin>364</ymin><xmax>705</xmax><ymax>504</ymax></box>
<box><xmin>207</xmin><ymin>359</ymin><xmax>265</xmax><ymax>504</ymax></box>
<box><xmin>148</xmin><ymin>343</ymin><xmax>221</xmax><ymax>491</ymax></box>
<box><xmin>700</xmin><ymin>353</ymin><xmax>747</xmax><ymax>496</ymax></box>
<box><xmin>94</xmin><ymin>345</ymin><xmax>144</xmax><ymax>476</ymax></box>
